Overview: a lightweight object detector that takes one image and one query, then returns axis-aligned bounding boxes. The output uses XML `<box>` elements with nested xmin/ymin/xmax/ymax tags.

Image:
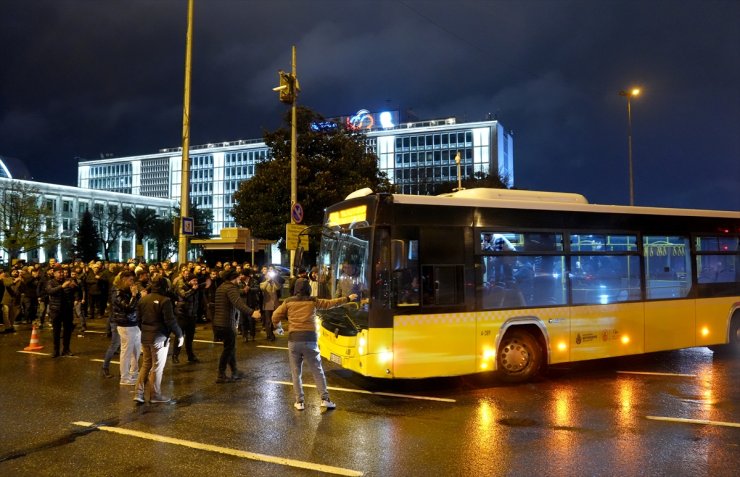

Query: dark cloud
<box><xmin>1</xmin><ymin>0</ymin><xmax>737</xmax><ymax>210</ymax></box>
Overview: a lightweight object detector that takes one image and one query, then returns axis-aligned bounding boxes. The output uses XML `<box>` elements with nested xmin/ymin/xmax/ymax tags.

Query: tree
<box><xmin>93</xmin><ymin>204</ymin><xmax>125</xmax><ymax>262</ymax></box>
<box><xmin>121</xmin><ymin>207</ymin><xmax>158</xmax><ymax>259</ymax></box>
<box><xmin>0</xmin><ymin>180</ymin><xmax>58</xmax><ymax>261</ymax></box>
<box><xmin>149</xmin><ymin>216</ymin><xmax>177</xmax><ymax>262</ymax></box>
<box><xmin>74</xmin><ymin>210</ymin><xmax>101</xmax><ymax>262</ymax></box>
<box><xmin>232</xmin><ymin>106</ymin><xmax>390</xmax><ymax>241</ymax></box>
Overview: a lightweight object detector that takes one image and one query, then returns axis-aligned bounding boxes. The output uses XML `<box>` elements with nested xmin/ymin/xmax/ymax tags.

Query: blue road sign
<box><xmin>291</xmin><ymin>202</ymin><xmax>304</xmax><ymax>224</ymax></box>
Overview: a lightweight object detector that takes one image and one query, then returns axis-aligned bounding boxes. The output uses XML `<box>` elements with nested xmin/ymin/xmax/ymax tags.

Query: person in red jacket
<box><xmin>272</xmin><ymin>278</ymin><xmax>356</xmax><ymax>411</ymax></box>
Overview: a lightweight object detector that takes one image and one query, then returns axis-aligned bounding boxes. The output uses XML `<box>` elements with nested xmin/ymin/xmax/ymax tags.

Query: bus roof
<box><xmin>387</xmin><ymin>188</ymin><xmax>740</xmax><ymax>219</ymax></box>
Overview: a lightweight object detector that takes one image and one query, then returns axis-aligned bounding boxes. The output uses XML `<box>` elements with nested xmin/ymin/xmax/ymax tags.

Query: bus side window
<box><xmin>391</xmin><ymin>237</ymin><xmax>420</xmax><ymax>306</ymax></box>
<box><xmin>644</xmin><ymin>236</ymin><xmax>692</xmax><ymax>299</ymax></box>
<box><xmin>422</xmin><ymin>265</ymin><xmax>464</xmax><ymax>306</ymax></box>
<box><xmin>695</xmin><ymin>235</ymin><xmax>740</xmax><ymax>298</ymax></box>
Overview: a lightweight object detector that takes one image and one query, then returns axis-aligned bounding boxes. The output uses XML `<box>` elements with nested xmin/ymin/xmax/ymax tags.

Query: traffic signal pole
<box><xmin>273</xmin><ymin>46</ymin><xmax>299</xmax><ymax>276</ymax></box>
<box><xmin>178</xmin><ymin>0</ymin><xmax>194</xmax><ymax>265</ymax></box>
<box><xmin>290</xmin><ymin>46</ymin><xmax>298</xmax><ymax>277</ymax></box>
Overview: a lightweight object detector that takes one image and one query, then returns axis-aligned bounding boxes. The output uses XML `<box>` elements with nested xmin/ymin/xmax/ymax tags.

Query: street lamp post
<box><xmin>453</xmin><ymin>151</ymin><xmax>463</xmax><ymax>191</ymax></box>
<box><xmin>619</xmin><ymin>87</ymin><xmax>640</xmax><ymax>206</ymax></box>
<box><xmin>178</xmin><ymin>0</ymin><xmax>195</xmax><ymax>265</ymax></box>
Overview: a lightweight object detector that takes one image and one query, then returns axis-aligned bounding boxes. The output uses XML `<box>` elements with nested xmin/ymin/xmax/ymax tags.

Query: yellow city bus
<box><xmin>314</xmin><ymin>188</ymin><xmax>740</xmax><ymax>382</ymax></box>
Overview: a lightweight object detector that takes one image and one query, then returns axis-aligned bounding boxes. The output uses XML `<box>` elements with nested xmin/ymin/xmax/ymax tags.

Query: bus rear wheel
<box><xmin>496</xmin><ymin>330</ymin><xmax>543</xmax><ymax>383</ymax></box>
<box><xmin>711</xmin><ymin>314</ymin><xmax>740</xmax><ymax>356</ymax></box>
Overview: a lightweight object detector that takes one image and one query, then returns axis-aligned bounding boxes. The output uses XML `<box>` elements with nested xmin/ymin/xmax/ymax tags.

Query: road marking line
<box><xmin>17</xmin><ymin>351</ymin><xmax>51</xmax><ymax>356</ymax></box>
<box><xmin>71</xmin><ymin>421</ymin><xmax>363</xmax><ymax>476</ymax></box>
<box><xmin>258</xmin><ymin>345</ymin><xmax>289</xmax><ymax>350</ymax></box>
<box><xmin>268</xmin><ymin>380</ymin><xmax>456</xmax><ymax>403</ymax></box>
<box><xmin>194</xmin><ymin>339</ymin><xmax>222</xmax><ymax>345</ymax></box>
<box><xmin>618</xmin><ymin>371</ymin><xmax>697</xmax><ymax>378</ymax></box>
<box><xmin>82</xmin><ymin>330</ymin><xmax>107</xmax><ymax>334</ymax></box>
<box><xmin>646</xmin><ymin>416</ymin><xmax>740</xmax><ymax>428</ymax></box>
<box><xmin>90</xmin><ymin>358</ymin><xmax>120</xmax><ymax>365</ymax></box>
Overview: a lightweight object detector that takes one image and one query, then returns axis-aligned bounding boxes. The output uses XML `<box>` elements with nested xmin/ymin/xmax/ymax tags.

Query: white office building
<box><xmin>77</xmin><ymin>111</ymin><xmax>514</xmax><ymax>237</ymax></box>
<box><xmin>0</xmin><ymin>171</ymin><xmax>176</xmax><ymax>264</ymax></box>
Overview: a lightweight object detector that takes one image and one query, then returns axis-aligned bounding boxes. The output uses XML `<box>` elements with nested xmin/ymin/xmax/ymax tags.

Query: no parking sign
<box><xmin>291</xmin><ymin>202</ymin><xmax>304</xmax><ymax>224</ymax></box>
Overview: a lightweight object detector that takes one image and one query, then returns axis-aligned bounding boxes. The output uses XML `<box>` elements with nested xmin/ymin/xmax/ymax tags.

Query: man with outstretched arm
<box><xmin>134</xmin><ymin>276</ymin><xmax>184</xmax><ymax>404</ymax></box>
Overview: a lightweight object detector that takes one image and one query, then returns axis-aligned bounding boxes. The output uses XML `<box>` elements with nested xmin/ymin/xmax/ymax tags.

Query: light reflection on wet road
<box><xmin>0</xmin><ymin>323</ymin><xmax>738</xmax><ymax>476</ymax></box>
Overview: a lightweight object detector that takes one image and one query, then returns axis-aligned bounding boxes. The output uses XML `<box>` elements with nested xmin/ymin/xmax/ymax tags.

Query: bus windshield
<box><xmin>317</xmin><ymin>226</ymin><xmax>372</xmax><ymax>304</ymax></box>
<box><xmin>316</xmin><ymin>226</ymin><xmax>372</xmax><ymax>333</ymax></box>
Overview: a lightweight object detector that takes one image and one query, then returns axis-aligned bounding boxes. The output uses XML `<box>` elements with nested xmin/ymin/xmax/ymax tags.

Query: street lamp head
<box><xmin>619</xmin><ymin>88</ymin><xmax>641</xmax><ymax>97</ymax></box>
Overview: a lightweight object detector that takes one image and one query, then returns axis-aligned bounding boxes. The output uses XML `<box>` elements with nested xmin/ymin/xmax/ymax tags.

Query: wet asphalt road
<box><xmin>0</xmin><ymin>319</ymin><xmax>738</xmax><ymax>477</ymax></box>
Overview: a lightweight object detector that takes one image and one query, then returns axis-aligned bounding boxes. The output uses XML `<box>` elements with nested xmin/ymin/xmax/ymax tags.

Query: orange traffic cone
<box><xmin>24</xmin><ymin>325</ymin><xmax>44</xmax><ymax>351</ymax></box>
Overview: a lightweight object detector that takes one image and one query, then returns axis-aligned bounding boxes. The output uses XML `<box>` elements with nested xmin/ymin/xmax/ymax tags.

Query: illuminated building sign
<box><xmin>345</xmin><ymin>109</ymin><xmax>398</xmax><ymax>131</ymax></box>
<box><xmin>310</xmin><ymin>121</ymin><xmax>338</xmax><ymax>132</ymax></box>
<box><xmin>311</xmin><ymin>109</ymin><xmax>399</xmax><ymax>132</ymax></box>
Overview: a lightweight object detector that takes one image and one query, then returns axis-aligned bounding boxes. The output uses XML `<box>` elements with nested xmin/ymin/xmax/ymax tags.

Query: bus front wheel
<box><xmin>496</xmin><ymin>330</ymin><xmax>543</xmax><ymax>383</ymax></box>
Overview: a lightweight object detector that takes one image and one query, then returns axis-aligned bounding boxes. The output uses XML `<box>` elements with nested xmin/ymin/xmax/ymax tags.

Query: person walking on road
<box><xmin>134</xmin><ymin>276</ymin><xmax>183</xmax><ymax>404</ymax></box>
<box><xmin>260</xmin><ymin>268</ymin><xmax>281</xmax><ymax>341</ymax></box>
<box><xmin>172</xmin><ymin>266</ymin><xmax>200</xmax><ymax>363</ymax></box>
<box><xmin>112</xmin><ymin>271</ymin><xmax>145</xmax><ymax>385</ymax></box>
<box><xmin>212</xmin><ymin>269</ymin><xmax>260</xmax><ymax>383</ymax></box>
<box><xmin>46</xmin><ymin>266</ymin><xmax>78</xmax><ymax>357</ymax></box>
<box><xmin>272</xmin><ymin>278</ymin><xmax>356</xmax><ymax>410</ymax></box>
<box><xmin>85</xmin><ymin>263</ymin><xmax>106</xmax><ymax>321</ymax></box>
<box><xmin>1</xmin><ymin>268</ymin><xmax>21</xmax><ymax>334</ymax></box>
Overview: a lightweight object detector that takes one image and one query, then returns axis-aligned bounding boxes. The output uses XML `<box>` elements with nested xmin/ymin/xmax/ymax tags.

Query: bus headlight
<box><xmin>358</xmin><ymin>336</ymin><xmax>367</xmax><ymax>355</ymax></box>
<box><xmin>481</xmin><ymin>347</ymin><xmax>496</xmax><ymax>370</ymax></box>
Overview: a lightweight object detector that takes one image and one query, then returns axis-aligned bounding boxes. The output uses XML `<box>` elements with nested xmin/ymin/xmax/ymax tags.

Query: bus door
<box><xmin>391</xmin><ymin>226</ymin><xmax>473</xmax><ymax>378</ymax></box>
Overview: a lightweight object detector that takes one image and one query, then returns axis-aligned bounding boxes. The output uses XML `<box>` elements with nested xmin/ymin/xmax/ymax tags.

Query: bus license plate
<box><xmin>330</xmin><ymin>353</ymin><xmax>342</xmax><ymax>365</ymax></box>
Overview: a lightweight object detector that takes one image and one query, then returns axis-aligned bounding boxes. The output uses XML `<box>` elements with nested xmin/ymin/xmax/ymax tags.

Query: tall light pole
<box><xmin>453</xmin><ymin>151</ymin><xmax>463</xmax><ymax>191</ymax></box>
<box><xmin>272</xmin><ymin>46</ymin><xmax>299</xmax><ymax>275</ymax></box>
<box><xmin>178</xmin><ymin>0</ymin><xmax>194</xmax><ymax>265</ymax></box>
<box><xmin>619</xmin><ymin>87</ymin><xmax>640</xmax><ymax>206</ymax></box>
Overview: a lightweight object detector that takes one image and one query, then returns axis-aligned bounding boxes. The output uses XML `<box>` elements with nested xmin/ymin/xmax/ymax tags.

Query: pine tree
<box><xmin>74</xmin><ymin>210</ymin><xmax>101</xmax><ymax>261</ymax></box>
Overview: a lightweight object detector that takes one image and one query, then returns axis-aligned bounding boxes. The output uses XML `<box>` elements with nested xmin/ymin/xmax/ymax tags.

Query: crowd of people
<box><xmin>1</xmin><ymin>257</ymin><xmax>347</xmax><ymax>409</ymax></box>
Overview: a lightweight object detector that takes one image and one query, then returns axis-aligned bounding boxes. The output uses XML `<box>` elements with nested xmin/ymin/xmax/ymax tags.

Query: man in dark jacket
<box><xmin>172</xmin><ymin>265</ymin><xmax>200</xmax><ymax>364</ymax></box>
<box><xmin>112</xmin><ymin>271</ymin><xmax>144</xmax><ymax>386</ymax></box>
<box><xmin>239</xmin><ymin>268</ymin><xmax>262</xmax><ymax>342</ymax></box>
<box><xmin>212</xmin><ymin>269</ymin><xmax>260</xmax><ymax>383</ymax></box>
<box><xmin>46</xmin><ymin>266</ymin><xmax>78</xmax><ymax>357</ymax></box>
<box><xmin>134</xmin><ymin>276</ymin><xmax>184</xmax><ymax>404</ymax></box>
<box><xmin>85</xmin><ymin>263</ymin><xmax>106</xmax><ymax>320</ymax></box>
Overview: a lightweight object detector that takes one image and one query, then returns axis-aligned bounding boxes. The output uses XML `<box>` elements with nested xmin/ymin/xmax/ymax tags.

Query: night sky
<box><xmin>1</xmin><ymin>0</ymin><xmax>738</xmax><ymax>211</ymax></box>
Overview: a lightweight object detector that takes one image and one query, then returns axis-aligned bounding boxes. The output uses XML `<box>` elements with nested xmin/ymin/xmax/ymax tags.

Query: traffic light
<box><xmin>273</xmin><ymin>70</ymin><xmax>296</xmax><ymax>104</ymax></box>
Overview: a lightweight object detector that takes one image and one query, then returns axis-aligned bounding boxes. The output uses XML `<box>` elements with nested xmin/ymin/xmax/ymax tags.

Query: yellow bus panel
<box><xmin>393</xmin><ymin>312</ymin><xmax>477</xmax><ymax>378</ymax></box>
<box><xmin>696</xmin><ymin>297</ymin><xmax>738</xmax><ymax>347</ymax></box>
<box><xmin>570</xmin><ymin>303</ymin><xmax>644</xmax><ymax>361</ymax></box>
<box><xmin>644</xmin><ymin>300</ymin><xmax>695</xmax><ymax>352</ymax></box>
